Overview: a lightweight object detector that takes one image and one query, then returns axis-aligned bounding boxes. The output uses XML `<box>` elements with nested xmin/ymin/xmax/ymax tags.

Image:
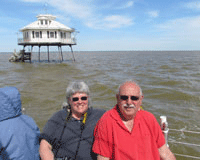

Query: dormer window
<box><xmin>45</xmin><ymin>20</ymin><xmax>48</xmax><ymax>25</ymax></box>
<box><xmin>41</xmin><ymin>20</ymin><xmax>43</xmax><ymax>25</ymax></box>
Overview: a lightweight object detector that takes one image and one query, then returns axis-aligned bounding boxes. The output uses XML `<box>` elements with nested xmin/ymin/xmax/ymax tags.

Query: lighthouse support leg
<box><xmin>70</xmin><ymin>45</ymin><xmax>75</xmax><ymax>62</ymax></box>
<box><xmin>30</xmin><ymin>45</ymin><xmax>33</xmax><ymax>63</ymax></box>
<box><xmin>22</xmin><ymin>45</ymin><xmax>25</xmax><ymax>62</ymax></box>
<box><xmin>47</xmin><ymin>45</ymin><xmax>49</xmax><ymax>62</ymax></box>
<box><xmin>58</xmin><ymin>46</ymin><xmax>60</xmax><ymax>62</ymax></box>
<box><xmin>61</xmin><ymin>46</ymin><xmax>63</xmax><ymax>62</ymax></box>
<box><xmin>38</xmin><ymin>46</ymin><xmax>41</xmax><ymax>62</ymax></box>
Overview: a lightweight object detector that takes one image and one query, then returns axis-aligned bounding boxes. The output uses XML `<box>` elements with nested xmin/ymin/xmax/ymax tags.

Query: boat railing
<box><xmin>160</xmin><ymin>116</ymin><xmax>200</xmax><ymax>159</ymax></box>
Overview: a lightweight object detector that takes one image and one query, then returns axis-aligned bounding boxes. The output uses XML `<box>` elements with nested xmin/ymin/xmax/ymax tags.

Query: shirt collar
<box><xmin>110</xmin><ymin>104</ymin><xmax>141</xmax><ymax>126</ymax></box>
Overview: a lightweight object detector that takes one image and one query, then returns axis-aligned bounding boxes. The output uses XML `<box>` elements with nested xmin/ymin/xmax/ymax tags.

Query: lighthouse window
<box><xmin>40</xmin><ymin>31</ymin><xmax>42</xmax><ymax>38</ymax></box>
<box><xmin>50</xmin><ymin>32</ymin><xmax>54</xmax><ymax>38</ymax></box>
<box><xmin>24</xmin><ymin>32</ymin><xmax>29</xmax><ymax>39</ymax></box>
<box><xmin>32</xmin><ymin>31</ymin><xmax>35</xmax><ymax>38</ymax></box>
<box><xmin>35</xmin><ymin>32</ymin><xmax>39</xmax><ymax>38</ymax></box>
<box><xmin>47</xmin><ymin>31</ymin><xmax>49</xmax><ymax>38</ymax></box>
<box><xmin>60</xmin><ymin>32</ymin><xmax>63</xmax><ymax>38</ymax></box>
<box><xmin>26</xmin><ymin>33</ymin><xmax>28</xmax><ymax>38</ymax></box>
<box><xmin>55</xmin><ymin>31</ymin><xmax>57</xmax><ymax>38</ymax></box>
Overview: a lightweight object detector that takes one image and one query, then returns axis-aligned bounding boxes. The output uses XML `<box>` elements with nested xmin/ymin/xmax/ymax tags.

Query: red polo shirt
<box><xmin>93</xmin><ymin>105</ymin><xmax>165</xmax><ymax>160</ymax></box>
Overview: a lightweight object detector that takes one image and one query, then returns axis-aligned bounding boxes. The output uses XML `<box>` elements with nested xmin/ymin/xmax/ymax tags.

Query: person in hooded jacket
<box><xmin>0</xmin><ymin>86</ymin><xmax>40</xmax><ymax>160</ymax></box>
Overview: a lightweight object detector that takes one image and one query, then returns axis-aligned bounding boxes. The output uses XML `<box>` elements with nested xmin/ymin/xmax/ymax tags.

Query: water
<box><xmin>1</xmin><ymin>51</ymin><xmax>200</xmax><ymax>159</ymax></box>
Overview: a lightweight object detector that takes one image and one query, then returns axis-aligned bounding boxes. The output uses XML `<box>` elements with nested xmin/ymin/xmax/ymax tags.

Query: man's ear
<box><xmin>116</xmin><ymin>94</ymin><xmax>119</xmax><ymax>99</ymax></box>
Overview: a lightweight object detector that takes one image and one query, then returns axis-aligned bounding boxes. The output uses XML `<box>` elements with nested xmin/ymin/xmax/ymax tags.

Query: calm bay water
<box><xmin>0</xmin><ymin>51</ymin><xmax>200</xmax><ymax>159</ymax></box>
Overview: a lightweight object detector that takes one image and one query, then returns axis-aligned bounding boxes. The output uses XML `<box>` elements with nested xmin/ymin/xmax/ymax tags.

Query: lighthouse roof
<box><xmin>20</xmin><ymin>14</ymin><xmax>74</xmax><ymax>32</ymax></box>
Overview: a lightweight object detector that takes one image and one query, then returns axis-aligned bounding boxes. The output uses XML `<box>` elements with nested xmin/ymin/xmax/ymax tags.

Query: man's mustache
<box><xmin>122</xmin><ymin>104</ymin><xmax>136</xmax><ymax>108</ymax></box>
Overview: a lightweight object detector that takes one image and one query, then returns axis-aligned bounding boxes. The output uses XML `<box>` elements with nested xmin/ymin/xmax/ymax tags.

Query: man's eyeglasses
<box><xmin>72</xmin><ymin>96</ymin><xmax>88</xmax><ymax>102</ymax></box>
<box><xmin>120</xmin><ymin>95</ymin><xmax>139</xmax><ymax>101</ymax></box>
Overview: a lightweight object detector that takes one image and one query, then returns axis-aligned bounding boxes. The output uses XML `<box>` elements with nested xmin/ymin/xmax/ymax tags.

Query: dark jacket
<box><xmin>41</xmin><ymin>107</ymin><xmax>106</xmax><ymax>160</ymax></box>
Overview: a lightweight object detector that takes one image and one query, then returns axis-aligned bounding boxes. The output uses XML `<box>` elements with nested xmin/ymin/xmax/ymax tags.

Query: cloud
<box><xmin>50</xmin><ymin>0</ymin><xmax>134</xmax><ymax>29</ymax></box>
<box><xmin>19</xmin><ymin>0</ymin><xmax>134</xmax><ymax>30</ymax></box>
<box><xmin>0</xmin><ymin>27</ymin><xmax>10</xmax><ymax>33</ymax></box>
<box><xmin>0</xmin><ymin>15</ymin><xmax>27</xmax><ymax>32</ymax></box>
<box><xmin>86</xmin><ymin>15</ymin><xmax>133</xmax><ymax>29</ymax></box>
<box><xmin>147</xmin><ymin>11</ymin><xmax>159</xmax><ymax>18</ymax></box>
<box><xmin>104</xmin><ymin>15</ymin><xmax>133</xmax><ymax>28</ymax></box>
<box><xmin>183</xmin><ymin>1</ymin><xmax>200</xmax><ymax>10</ymax></box>
<box><xmin>148</xmin><ymin>16</ymin><xmax>200</xmax><ymax>50</ymax></box>
<box><xmin>97</xmin><ymin>1</ymin><xmax>134</xmax><ymax>10</ymax></box>
<box><xmin>20</xmin><ymin>0</ymin><xmax>43</xmax><ymax>2</ymax></box>
<box><xmin>19</xmin><ymin>0</ymin><xmax>93</xmax><ymax>18</ymax></box>
<box><xmin>156</xmin><ymin>16</ymin><xmax>200</xmax><ymax>41</ymax></box>
<box><xmin>49</xmin><ymin>0</ymin><xmax>93</xmax><ymax>19</ymax></box>
<box><xmin>158</xmin><ymin>16</ymin><xmax>200</xmax><ymax>30</ymax></box>
<box><xmin>116</xmin><ymin>1</ymin><xmax>134</xmax><ymax>9</ymax></box>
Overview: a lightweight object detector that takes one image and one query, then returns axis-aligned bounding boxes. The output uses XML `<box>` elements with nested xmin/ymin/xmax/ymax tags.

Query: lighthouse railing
<box><xmin>18</xmin><ymin>37</ymin><xmax>76</xmax><ymax>45</ymax></box>
<box><xmin>18</xmin><ymin>38</ymin><xmax>24</xmax><ymax>44</ymax></box>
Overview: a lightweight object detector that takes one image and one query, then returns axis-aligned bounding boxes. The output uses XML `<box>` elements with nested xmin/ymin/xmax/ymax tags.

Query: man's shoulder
<box><xmin>139</xmin><ymin>110</ymin><xmax>155</xmax><ymax>117</ymax></box>
<box><xmin>97</xmin><ymin>107</ymin><xmax>114</xmax><ymax>122</ymax></box>
<box><xmin>138</xmin><ymin>110</ymin><xmax>159</xmax><ymax>124</ymax></box>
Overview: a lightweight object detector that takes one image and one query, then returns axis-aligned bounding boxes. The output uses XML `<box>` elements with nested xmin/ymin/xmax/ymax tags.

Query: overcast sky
<box><xmin>1</xmin><ymin>0</ymin><xmax>200</xmax><ymax>52</ymax></box>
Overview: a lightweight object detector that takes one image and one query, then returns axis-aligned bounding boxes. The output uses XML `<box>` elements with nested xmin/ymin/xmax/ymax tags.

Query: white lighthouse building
<box><xmin>17</xmin><ymin>14</ymin><xmax>76</xmax><ymax>62</ymax></box>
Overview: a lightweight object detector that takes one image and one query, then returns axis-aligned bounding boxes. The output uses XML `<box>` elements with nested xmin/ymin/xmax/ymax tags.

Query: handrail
<box><xmin>160</xmin><ymin>116</ymin><xmax>200</xmax><ymax>159</ymax></box>
<box><xmin>170</xmin><ymin>128</ymin><xmax>200</xmax><ymax>134</ymax></box>
<box><xmin>174</xmin><ymin>153</ymin><xmax>200</xmax><ymax>159</ymax></box>
<box><xmin>168</xmin><ymin>140</ymin><xmax>200</xmax><ymax>147</ymax></box>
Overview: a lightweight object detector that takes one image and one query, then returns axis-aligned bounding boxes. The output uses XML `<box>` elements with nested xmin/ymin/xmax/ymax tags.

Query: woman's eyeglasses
<box><xmin>72</xmin><ymin>96</ymin><xmax>88</xmax><ymax>102</ymax></box>
<box><xmin>120</xmin><ymin>95</ymin><xmax>139</xmax><ymax>101</ymax></box>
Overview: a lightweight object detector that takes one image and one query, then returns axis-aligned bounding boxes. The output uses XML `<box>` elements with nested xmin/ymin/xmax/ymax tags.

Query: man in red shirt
<box><xmin>92</xmin><ymin>80</ymin><xmax>176</xmax><ymax>160</ymax></box>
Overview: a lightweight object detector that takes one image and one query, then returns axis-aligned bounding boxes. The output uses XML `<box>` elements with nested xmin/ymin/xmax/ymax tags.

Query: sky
<box><xmin>1</xmin><ymin>0</ymin><xmax>200</xmax><ymax>52</ymax></box>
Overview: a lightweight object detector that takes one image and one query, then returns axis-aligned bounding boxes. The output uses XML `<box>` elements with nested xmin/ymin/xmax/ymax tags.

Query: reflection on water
<box><xmin>1</xmin><ymin>51</ymin><xmax>200</xmax><ymax>159</ymax></box>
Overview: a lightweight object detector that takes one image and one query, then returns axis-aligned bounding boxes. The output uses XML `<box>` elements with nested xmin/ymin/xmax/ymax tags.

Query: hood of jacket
<box><xmin>0</xmin><ymin>86</ymin><xmax>22</xmax><ymax>122</ymax></box>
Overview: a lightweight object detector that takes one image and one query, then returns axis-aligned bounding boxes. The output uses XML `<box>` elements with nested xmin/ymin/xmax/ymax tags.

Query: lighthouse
<box><xmin>17</xmin><ymin>14</ymin><xmax>76</xmax><ymax>62</ymax></box>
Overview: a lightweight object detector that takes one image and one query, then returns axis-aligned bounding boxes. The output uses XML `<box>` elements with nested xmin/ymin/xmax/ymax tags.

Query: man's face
<box><xmin>117</xmin><ymin>82</ymin><xmax>143</xmax><ymax>120</ymax></box>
